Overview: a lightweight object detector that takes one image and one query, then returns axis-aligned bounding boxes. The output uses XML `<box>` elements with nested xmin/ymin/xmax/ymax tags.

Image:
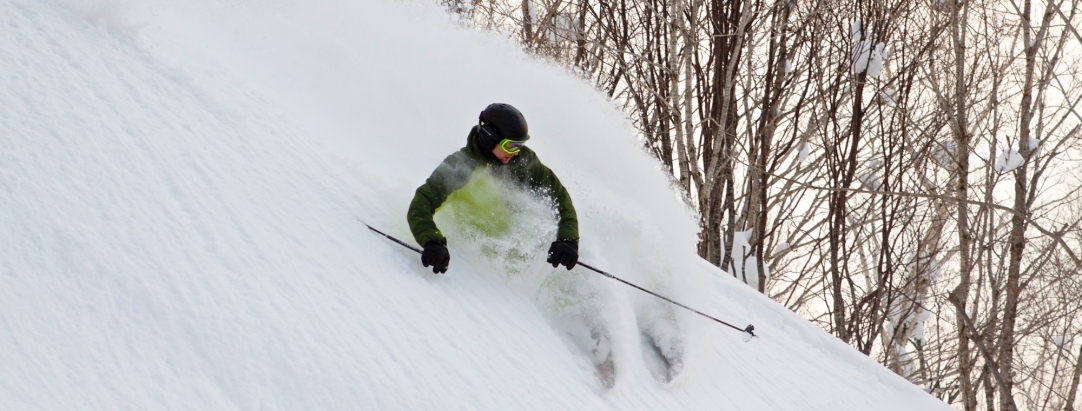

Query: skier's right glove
<box><xmin>547</xmin><ymin>239</ymin><xmax>578</xmax><ymax>270</ymax></box>
<box><xmin>421</xmin><ymin>240</ymin><xmax>450</xmax><ymax>274</ymax></box>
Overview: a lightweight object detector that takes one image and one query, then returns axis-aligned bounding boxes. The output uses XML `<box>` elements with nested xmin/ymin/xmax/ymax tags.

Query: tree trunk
<box><xmin>948</xmin><ymin>0</ymin><xmax>976</xmax><ymax>408</ymax></box>
<box><xmin>522</xmin><ymin>0</ymin><xmax>533</xmax><ymax>45</ymax></box>
<box><xmin>996</xmin><ymin>0</ymin><xmax>1042</xmax><ymax>409</ymax></box>
<box><xmin>1065</xmin><ymin>344</ymin><xmax>1082</xmax><ymax>411</ymax></box>
<box><xmin>698</xmin><ymin>0</ymin><xmax>748</xmax><ymax>268</ymax></box>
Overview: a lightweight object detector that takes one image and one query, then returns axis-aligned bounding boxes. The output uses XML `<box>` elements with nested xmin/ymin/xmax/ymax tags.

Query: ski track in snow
<box><xmin>0</xmin><ymin>0</ymin><xmax>950</xmax><ymax>410</ymax></box>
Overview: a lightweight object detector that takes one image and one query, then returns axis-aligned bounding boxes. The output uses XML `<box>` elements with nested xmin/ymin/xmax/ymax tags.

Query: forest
<box><xmin>438</xmin><ymin>0</ymin><xmax>1082</xmax><ymax>408</ymax></box>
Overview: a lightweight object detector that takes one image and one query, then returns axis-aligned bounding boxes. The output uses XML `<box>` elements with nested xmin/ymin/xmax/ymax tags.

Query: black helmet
<box><xmin>477</xmin><ymin>103</ymin><xmax>529</xmax><ymax>150</ymax></box>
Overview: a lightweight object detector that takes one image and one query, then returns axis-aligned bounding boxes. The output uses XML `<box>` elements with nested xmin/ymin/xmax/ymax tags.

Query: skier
<box><xmin>406</xmin><ymin>103</ymin><xmax>579</xmax><ymax>274</ymax></box>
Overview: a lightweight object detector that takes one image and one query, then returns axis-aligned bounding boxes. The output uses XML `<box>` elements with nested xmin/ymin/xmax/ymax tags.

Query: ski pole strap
<box><xmin>364</xmin><ymin>223</ymin><xmax>422</xmax><ymax>254</ymax></box>
<box><xmin>577</xmin><ymin>262</ymin><xmax>757</xmax><ymax>338</ymax></box>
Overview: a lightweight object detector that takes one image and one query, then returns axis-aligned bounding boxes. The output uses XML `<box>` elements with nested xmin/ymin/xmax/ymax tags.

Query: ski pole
<box><xmin>361</xmin><ymin>222</ymin><xmax>756</xmax><ymax>339</ymax></box>
<box><xmin>576</xmin><ymin>262</ymin><xmax>756</xmax><ymax>339</ymax></box>
<box><xmin>364</xmin><ymin>223</ymin><xmax>422</xmax><ymax>253</ymax></box>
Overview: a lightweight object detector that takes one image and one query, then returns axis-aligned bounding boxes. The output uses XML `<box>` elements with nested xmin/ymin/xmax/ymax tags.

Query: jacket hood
<box><xmin>466</xmin><ymin>125</ymin><xmax>501</xmax><ymax>164</ymax></box>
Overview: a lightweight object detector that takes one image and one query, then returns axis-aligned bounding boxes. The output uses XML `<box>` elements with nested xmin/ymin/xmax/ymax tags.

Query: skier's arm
<box><xmin>407</xmin><ymin>153</ymin><xmax>472</xmax><ymax>246</ymax></box>
<box><xmin>526</xmin><ymin>156</ymin><xmax>578</xmax><ymax>244</ymax></box>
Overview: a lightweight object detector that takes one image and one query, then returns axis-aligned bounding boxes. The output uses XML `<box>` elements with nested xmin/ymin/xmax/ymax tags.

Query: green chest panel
<box><xmin>437</xmin><ymin>168</ymin><xmax>514</xmax><ymax>237</ymax></box>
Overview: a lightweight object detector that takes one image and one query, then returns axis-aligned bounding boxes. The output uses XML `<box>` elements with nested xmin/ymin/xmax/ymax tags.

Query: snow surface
<box><xmin>1</xmin><ymin>0</ymin><xmax>951</xmax><ymax>409</ymax></box>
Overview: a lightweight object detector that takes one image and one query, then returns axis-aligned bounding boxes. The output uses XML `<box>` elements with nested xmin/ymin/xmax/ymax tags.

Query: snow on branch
<box><xmin>850</xmin><ymin>21</ymin><xmax>888</xmax><ymax>77</ymax></box>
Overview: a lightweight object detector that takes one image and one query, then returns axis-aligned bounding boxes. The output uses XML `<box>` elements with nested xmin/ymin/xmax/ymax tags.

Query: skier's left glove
<box><xmin>421</xmin><ymin>239</ymin><xmax>450</xmax><ymax>274</ymax></box>
<box><xmin>547</xmin><ymin>239</ymin><xmax>578</xmax><ymax>270</ymax></box>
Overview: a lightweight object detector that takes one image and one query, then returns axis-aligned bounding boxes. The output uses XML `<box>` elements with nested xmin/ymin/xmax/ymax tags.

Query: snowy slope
<box><xmin>0</xmin><ymin>0</ymin><xmax>950</xmax><ymax>409</ymax></box>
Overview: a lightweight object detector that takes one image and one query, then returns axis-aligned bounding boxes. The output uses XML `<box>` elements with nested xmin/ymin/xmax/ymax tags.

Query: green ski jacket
<box><xmin>407</xmin><ymin>126</ymin><xmax>578</xmax><ymax>247</ymax></box>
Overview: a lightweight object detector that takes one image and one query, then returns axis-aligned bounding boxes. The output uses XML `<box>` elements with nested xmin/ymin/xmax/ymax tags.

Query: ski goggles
<box><xmin>499</xmin><ymin>138</ymin><xmax>527</xmax><ymax>155</ymax></box>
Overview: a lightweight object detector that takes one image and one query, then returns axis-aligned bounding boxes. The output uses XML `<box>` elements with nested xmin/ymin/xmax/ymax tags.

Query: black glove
<box><xmin>547</xmin><ymin>239</ymin><xmax>578</xmax><ymax>270</ymax></box>
<box><xmin>421</xmin><ymin>240</ymin><xmax>450</xmax><ymax>274</ymax></box>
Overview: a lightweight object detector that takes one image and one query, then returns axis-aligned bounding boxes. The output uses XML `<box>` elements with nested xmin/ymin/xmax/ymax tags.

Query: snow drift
<box><xmin>1</xmin><ymin>0</ymin><xmax>950</xmax><ymax>409</ymax></box>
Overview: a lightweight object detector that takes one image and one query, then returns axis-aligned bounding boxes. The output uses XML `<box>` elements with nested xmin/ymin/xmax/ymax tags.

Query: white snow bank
<box><xmin>0</xmin><ymin>0</ymin><xmax>949</xmax><ymax>410</ymax></box>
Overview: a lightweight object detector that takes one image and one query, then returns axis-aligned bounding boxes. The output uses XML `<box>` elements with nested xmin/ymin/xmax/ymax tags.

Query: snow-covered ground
<box><xmin>1</xmin><ymin>0</ymin><xmax>951</xmax><ymax>409</ymax></box>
